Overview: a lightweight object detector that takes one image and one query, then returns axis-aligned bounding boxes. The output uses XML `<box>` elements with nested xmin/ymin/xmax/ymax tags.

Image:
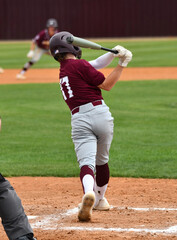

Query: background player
<box><xmin>0</xmin><ymin>173</ymin><xmax>36</xmax><ymax>240</ymax></box>
<box><xmin>49</xmin><ymin>32</ymin><xmax>132</xmax><ymax>222</ymax></box>
<box><xmin>16</xmin><ymin>18</ymin><xmax>58</xmax><ymax>79</ymax></box>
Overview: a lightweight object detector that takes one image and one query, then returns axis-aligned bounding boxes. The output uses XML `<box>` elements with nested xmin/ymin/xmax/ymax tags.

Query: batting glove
<box><xmin>112</xmin><ymin>45</ymin><xmax>133</xmax><ymax>67</ymax></box>
<box><xmin>112</xmin><ymin>45</ymin><xmax>126</xmax><ymax>58</ymax></box>
<box><xmin>118</xmin><ymin>49</ymin><xmax>132</xmax><ymax>67</ymax></box>
<box><xmin>27</xmin><ymin>50</ymin><xmax>34</xmax><ymax>58</ymax></box>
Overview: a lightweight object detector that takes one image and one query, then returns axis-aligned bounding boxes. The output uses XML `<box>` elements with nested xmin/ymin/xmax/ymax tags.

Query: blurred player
<box><xmin>49</xmin><ymin>32</ymin><xmax>132</xmax><ymax>221</ymax></box>
<box><xmin>16</xmin><ymin>18</ymin><xmax>58</xmax><ymax>79</ymax></box>
<box><xmin>0</xmin><ymin>67</ymin><xmax>4</xmax><ymax>73</ymax></box>
<box><xmin>0</xmin><ymin>173</ymin><xmax>36</xmax><ymax>240</ymax></box>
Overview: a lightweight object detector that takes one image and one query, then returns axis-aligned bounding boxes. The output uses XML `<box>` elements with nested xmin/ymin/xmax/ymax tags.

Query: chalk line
<box><xmin>112</xmin><ymin>206</ymin><xmax>177</xmax><ymax>211</ymax></box>
<box><xmin>60</xmin><ymin>225</ymin><xmax>177</xmax><ymax>234</ymax></box>
<box><xmin>29</xmin><ymin>205</ymin><xmax>177</xmax><ymax>235</ymax></box>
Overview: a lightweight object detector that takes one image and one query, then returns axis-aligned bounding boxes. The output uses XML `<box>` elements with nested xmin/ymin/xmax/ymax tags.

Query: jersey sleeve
<box><xmin>79</xmin><ymin>60</ymin><xmax>105</xmax><ymax>86</ymax></box>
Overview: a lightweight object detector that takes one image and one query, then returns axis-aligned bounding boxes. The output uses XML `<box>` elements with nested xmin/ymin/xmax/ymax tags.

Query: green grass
<box><xmin>1</xmin><ymin>38</ymin><xmax>177</xmax><ymax>68</ymax></box>
<box><xmin>0</xmin><ymin>80</ymin><xmax>177</xmax><ymax>178</ymax></box>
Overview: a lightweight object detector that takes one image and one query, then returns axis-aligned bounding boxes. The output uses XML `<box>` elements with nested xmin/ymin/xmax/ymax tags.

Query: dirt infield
<box><xmin>1</xmin><ymin>67</ymin><xmax>177</xmax><ymax>85</ymax></box>
<box><xmin>0</xmin><ymin>177</ymin><xmax>177</xmax><ymax>240</ymax></box>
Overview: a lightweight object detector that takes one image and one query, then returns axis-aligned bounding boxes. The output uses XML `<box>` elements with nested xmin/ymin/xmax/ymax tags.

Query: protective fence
<box><xmin>0</xmin><ymin>0</ymin><xmax>177</xmax><ymax>39</ymax></box>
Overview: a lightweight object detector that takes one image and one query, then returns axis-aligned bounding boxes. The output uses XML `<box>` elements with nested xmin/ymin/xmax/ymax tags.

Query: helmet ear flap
<box><xmin>73</xmin><ymin>46</ymin><xmax>82</xmax><ymax>59</ymax></box>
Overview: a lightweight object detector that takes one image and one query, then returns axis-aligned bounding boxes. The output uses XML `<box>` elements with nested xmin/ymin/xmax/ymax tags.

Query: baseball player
<box><xmin>16</xmin><ymin>18</ymin><xmax>58</xmax><ymax>79</ymax></box>
<box><xmin>0</xmin><ymin>67</ymin><xmax>4</xmax><ymax>73</ymax></box>
<box><xmin>49</xmin><ymin>32</ymin><xmax>132</xmax><ymax>222</ymax></box>
<box><xmin>0</xmin><ymin>173</ymin><xmax>36</xmax><ymax>240</ymax></box>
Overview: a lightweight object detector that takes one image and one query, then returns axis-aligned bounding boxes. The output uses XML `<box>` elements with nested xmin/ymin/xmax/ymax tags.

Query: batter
<box><xmin>49</xmin><ymin>31</ymin><xmax>132</xmax><ymax>221</ymax></box>
<box><xmin>16</xmin><ymin>18</ymin><xmax>58</xmax><ymax>79</ymax></box>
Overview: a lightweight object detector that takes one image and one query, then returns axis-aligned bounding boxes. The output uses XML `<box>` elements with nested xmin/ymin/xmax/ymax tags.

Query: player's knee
<box><xmin>79</xmin><ymin>159</ymin><xmax>95</xmax><ymax>171</ymax></box>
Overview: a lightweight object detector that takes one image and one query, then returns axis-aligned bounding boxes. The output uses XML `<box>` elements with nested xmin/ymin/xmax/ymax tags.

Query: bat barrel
<box><xmin>66</xmin><ymin>35</ymin><xmax>119</xmax><ymax>54</ymax></box>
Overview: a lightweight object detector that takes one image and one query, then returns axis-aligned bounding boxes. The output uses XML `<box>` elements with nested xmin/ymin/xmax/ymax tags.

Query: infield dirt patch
<box><xmin>0</xmin><ymin>177</ymin><xmax>177</xmax><ymax>240</ymax></box>
<box><xmin>0</xmin><ymin>67</ymin><xmax>177</xmax><ymax>85</ymax></box>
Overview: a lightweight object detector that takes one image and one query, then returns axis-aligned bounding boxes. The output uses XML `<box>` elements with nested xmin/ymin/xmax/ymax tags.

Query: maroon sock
<box><xmin>96</xmin><ymin>163</ymin><xmax>110</xmax><ymax>187</ymax></box>
<box><xmin>80</xmin><ymin>165</ymin><xmax>94</xmax><ymax>193</ymax></box>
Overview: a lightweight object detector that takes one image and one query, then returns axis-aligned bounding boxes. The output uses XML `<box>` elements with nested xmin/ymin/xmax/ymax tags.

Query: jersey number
<box><xmin>60</xmin><ymin>76</ymin><xmax>74</xmax><ymax>100</ymax></box>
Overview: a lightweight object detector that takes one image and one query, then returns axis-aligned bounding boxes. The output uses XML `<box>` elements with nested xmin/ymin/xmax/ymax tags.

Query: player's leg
<box><xmin>92</xmin><ymin>104</ymin><xmax>114</xmax><ymax>210</ymax></box>
<box><xmin>71</xmin><ymin>115</ymin><xmax>97</xmax><ymax>221</ymax></box>
<box><xmin>0</xmin><ymin>173</ymin><xmax>36</xmax><ymax>240</ymax></box>
<box><xmin>16</xmin><ymin>47</ymin><xmax>46</xmax><ymax>79</ymax></box>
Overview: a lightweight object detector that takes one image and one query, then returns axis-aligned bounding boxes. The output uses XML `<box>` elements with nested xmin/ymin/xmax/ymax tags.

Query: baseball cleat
<box><xmin>78</xmin><ymin>191</ymin><xmax>95</xmax><ymax>222</ymax></box>
<box><xmin>93</xmin><ymin>197</ymin><xmax>110</xmax><ymax>211</ymax></box>
<box><xmin>0</xmin><ymin>68</ymin><xmax>4</xmax><ymax>73</ymax></box>
<box><xmin>16</xmin><ymin>73</ymin><xmax>26</xmax><ymax>79</ymax></box>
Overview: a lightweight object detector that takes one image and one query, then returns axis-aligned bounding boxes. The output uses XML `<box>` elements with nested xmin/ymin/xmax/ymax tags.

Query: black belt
<box><xmin>71</xmin><ymin>100</ymin><xmax>103</xmax><ymax>115</ymax></box>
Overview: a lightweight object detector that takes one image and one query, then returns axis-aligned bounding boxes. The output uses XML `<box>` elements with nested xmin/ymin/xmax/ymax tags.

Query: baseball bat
<box><xmin>66</xmin><ymin>36</ymin><xmax>118</xmax><ymax>54</ymax></box>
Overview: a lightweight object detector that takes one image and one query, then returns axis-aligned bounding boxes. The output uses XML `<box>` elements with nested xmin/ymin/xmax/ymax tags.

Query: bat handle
<box><xmin>101</xmin><ymin>47</ymin><xmax>118</xmax><ymax>54</ymax></box>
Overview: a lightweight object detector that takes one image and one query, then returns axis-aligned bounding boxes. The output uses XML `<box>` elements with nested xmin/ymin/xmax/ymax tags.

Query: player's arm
<box><xmin>27</xmin><ymin>41</ymin><xmax>35</xmax><ymax>58</ymax></box>
<box><xmin>98</xmin><ymin>46</ymin><xmax>132</xmax><ymax>91</ymax></box>
<box><xmin>30</xmin><ymin>41</ymin><xmax>35</xmax><ymax>51</ymax></box>
<box><xmin>89</xmin><ymin>52</ymin><xmax>114</xmax><ymax>70</ymax></box>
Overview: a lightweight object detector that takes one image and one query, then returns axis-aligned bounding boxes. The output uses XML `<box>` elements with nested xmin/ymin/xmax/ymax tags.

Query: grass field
<box><xmin>0</xmin><ymin>39</ymin><xmax>177</xmax><ymax>178</ymax></box>
<box><xmin>1</xmin><ymin>38</ymin><xmax>177</xmax><ymax>68</ymax></box>
<box><xmin>0</xmin><ymin>80</ymin><xmax>177</xmax><ymax>178</ymax></box>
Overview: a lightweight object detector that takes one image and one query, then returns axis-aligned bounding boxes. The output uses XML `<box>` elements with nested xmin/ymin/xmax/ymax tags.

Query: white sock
<box><xmin>94</xmin><ymin>182</ymin><xmax>108</xmax><ymax>205</ymax></box>
<box><xmin>82</xmin><ymin>174</ymin><xmax>94</xmax><ymax>194</ymax></box>
<box><xmin>20</xmin><ymin>70</ymin><xmax>26</xmax><ymax>75</ymax></box>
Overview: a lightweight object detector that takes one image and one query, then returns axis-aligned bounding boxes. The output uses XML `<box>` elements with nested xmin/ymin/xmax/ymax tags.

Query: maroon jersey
<box><xmin>33</xmin><ymin>29</ymin><xmax>57</xmax><ymax>50</ymax></box>
<box><xmin>59</xmin><ymin>59</ymin><xmax>105</xmax><ymax>111</ymax></box>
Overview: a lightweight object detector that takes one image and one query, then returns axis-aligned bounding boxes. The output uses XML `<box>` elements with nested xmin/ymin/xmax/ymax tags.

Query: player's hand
<box><xmin>27</xmin><ymin>50</ymin><xmax>34</xmax><ymax>58</ymax></box>
<box><xmin>118</xmin><ymin>49</ymin><xmax>132</xmax><ymax>67</ymax></box>
<box><xmin>113</xmin><ymin>45</ymin><xmax>132</xmax><ymax>67</ymax></box>
<box><xmin>112</xmin><ymin>45</ymin><xmax>126</xmax><ymax>58</ymax></box>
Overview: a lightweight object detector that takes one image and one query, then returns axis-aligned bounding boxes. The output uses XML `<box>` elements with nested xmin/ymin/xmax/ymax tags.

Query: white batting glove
<box><xmin>27</xmin><ymin>50</ymin><xmax>34</xmax><ymax>58</ymax></box>
<box><xmin>112</xmin><ymin>45</ymin><xmax>126</xmax><ymax>58</ymax></box>
<box><xmin>118</xmin><ymin>49</ymin><xmax>132</xmax><ymax>67</ymax></box>
<box><xmin>113</xmin><ymin>45</ymin><xmax>132</xmax><ymax>67</ymax></box>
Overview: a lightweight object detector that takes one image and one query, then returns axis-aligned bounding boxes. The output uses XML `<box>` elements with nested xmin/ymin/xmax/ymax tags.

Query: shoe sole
<box><xmin>16</xmin><ymin>75</ymin><xmax>26</xmax><ymax>79</ymax></box>
<box><xmin>78</xmin><ymin>192</ymin><xmax>95</xmax><ymax>222</ymax></box>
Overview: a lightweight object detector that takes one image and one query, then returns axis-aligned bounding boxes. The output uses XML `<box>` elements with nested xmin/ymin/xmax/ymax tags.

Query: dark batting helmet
<box><xmin>46</xmin><ymin>18</ymin><xmax>58</xmax><ymax>29</ymax></box>
<box><xmin>49</xmin><ymin>31</ymin><xmax>82</xmax><ymax>61</ymax></box>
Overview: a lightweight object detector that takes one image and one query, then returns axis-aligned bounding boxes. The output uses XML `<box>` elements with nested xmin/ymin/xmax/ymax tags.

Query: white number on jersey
<box><xmin>60</xmin><ymin>76</ymin><xmax>74</xmax><ymax>100</ymax></box>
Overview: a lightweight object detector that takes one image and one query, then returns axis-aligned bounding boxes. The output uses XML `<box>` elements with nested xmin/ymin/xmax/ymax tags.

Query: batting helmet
<box><xmin>46</xmin><ymin>18</ymin><xmax>58</xmax><ymax>28</ymax></box>
<box><xmin>49</xmin><ymin>31</ymin><xmax>82</xmax><ymax>61</ymax></box>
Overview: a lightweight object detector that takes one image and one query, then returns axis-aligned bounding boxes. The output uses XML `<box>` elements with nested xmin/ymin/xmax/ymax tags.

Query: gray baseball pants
<box><xmin>71</xmin><ymin>100</ymin><xmax>114</xmax><ymax>170</ymax></box>
<box><xmin>0</xmin><ymin>176</ymin><xmax>33</xmax><ymax>240</ymax></box>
